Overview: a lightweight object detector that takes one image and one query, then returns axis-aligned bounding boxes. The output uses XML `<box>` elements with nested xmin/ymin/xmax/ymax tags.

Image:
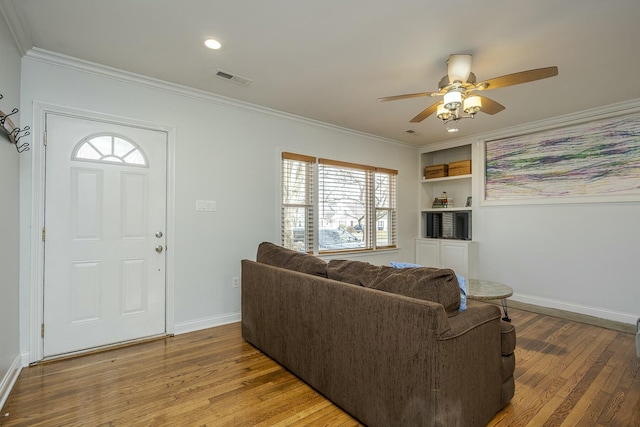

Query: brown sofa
<box><xmin>241</xmin><ymin>242</ymin><xmax>515</xmax><ymax>426</ymax></box>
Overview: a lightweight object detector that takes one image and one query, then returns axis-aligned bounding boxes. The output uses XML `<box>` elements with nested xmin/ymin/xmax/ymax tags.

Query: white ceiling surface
<box><xmin>2</xmin><ymin>0</ymin><xmax>640</xmax><ymax>146</ymax></box>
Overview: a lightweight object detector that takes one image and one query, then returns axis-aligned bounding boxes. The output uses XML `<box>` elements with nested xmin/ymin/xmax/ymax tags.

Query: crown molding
<box><xmin>0</xmin><ymin>0</ymin><xmax>33</xmax><ymax>56</ymax></box>
<box><xmin>23</xmin><ymin>47</ymin><xmax>413</xmax><ymax>149</ymax></box>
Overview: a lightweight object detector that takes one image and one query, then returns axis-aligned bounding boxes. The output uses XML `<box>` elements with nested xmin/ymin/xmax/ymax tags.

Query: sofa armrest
<box><xmin>431</xmin><ymin>301</ymin><xmax>512</xmax><ymax>424</ymax></box>
<box><xmin>441</xmin><ymin>301</ymin><xmax>502</xmax><ymax>339</ymax></box>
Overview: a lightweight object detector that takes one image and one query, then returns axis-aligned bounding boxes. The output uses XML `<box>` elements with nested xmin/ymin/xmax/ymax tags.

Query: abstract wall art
<box><xmin>483</xmin><ymin>112</ymin><xmax>640</xmax><ymax>204</ymax></box>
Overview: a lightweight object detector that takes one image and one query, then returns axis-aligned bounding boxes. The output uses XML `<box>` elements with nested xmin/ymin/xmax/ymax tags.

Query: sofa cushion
<box><xmin>326</xmin><ymin>259</ymin><xmax>388</xmax><ymax>286</ymax></box>
<box><xmin>327</xmin><ymin>259</ymin><xmax>460</xmax><ymax>316</ymax></box>
<box><xmin>370</xmin><ymin>269</ymin><xmax>461</xmax><ymax>316</ymax></box>
<box><xmin>256</xmin><ymin>242</ymin><xmax>327</xmax><ymax>277</ymax></box>
<box><xmin>391</xmin><ymin>262</ymin><xmax>467</xmax><ymax>311</ymax></box>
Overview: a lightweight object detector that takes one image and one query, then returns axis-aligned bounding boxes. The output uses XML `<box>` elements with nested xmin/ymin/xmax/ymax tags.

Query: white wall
<box><xmin>18</xmin><ymin>51</ymin><xmax>419</xmax><ymax>357</ymax></box>
<box><xmin>475</xmin><ymin>201</ymin><xmax>640</xmax><ymax>324</ymax></box>
<box><xmin>0</xmin><ymin>14</ymin><xmax>22</xmax><ymax>407</ymax></box>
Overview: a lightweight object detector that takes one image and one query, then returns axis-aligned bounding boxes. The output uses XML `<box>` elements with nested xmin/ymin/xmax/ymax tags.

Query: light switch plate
<box><xmin>196</xmin><ymin>200</ymin><xmax>216</xmax><ymax>212</ymax></box>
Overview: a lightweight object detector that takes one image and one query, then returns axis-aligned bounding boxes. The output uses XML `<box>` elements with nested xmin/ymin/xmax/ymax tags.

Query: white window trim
<box><xmin>280</xmin><ymin>150</ymin><xmax>397</xmax><ymax>255</ymax></box>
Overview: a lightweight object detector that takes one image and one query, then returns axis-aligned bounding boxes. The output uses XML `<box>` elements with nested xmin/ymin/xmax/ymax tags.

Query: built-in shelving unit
<box><xmin>417</xmin><ymin>140</ymin><xmax>476</xmax><ymax>273</ymax></box>
<box><xmin>419</xmin><ymin>143</ymin><xmax>472</xmax><ymax>215</ymax></box>
<box><xmin>421</xmin><ymin>174</ymin><xmax>472</xmax><ymax>183</ymax></box>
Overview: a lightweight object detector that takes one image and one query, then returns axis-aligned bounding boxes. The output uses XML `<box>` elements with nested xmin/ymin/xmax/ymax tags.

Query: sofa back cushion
<box><xmin>370</xmin><ymin>270</ymin><xmax>461</xmax><ymax>316</ymax></box>
<box><xmin>325</xmin><ymin>259</ymin><xmax>388</xmax><ymax>287</ymax></box>
<box><xmin>391</xmin><ymin>262</ymin><xmax>467</xmax><ymax>311</ymax></box>
<box><xmin>327</xmin><ymin>259</ymin><xmax>460</xmax><ymax>316</ymax></box>
<box><xmin>256</xmin><ymin>242</ymin><xmax>328</xmax><ymax>277</ymax></box>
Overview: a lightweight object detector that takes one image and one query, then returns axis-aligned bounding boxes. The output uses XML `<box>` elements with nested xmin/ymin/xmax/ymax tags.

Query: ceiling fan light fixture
<box><xmin>463</xmin><ymin>96</ymin><xmax>482</xmax><ymax>115</ymax></box>
<box><xmin>443</xmin><ymin>91</ymin><xmax>462</xmax><ymax>110</ymax></box>
<box><xmin>377</xmin><ymin>54</ymin><xmax>558</xmax><ymax>133</ymax></box>
<box><xmin>447</xmin><ymin>54</ymin><xmax>472</xmax><ymax>83</ymax></box>
<box><xmin>436</xmin><ymin>104</ymin><xmax>451</xmax><ymax>120</ymax></box>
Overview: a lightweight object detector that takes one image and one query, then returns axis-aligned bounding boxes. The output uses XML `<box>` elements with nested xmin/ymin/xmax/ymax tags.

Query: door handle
<box><xmin>155</xmin><ymin>245</ymin><xmax>164</xmax><ymax>253</ymax></box>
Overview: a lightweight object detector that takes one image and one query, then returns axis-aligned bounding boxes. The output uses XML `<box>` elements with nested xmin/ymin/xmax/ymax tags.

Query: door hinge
<box><xmin>43</xmin><ymin>131</ymin><xmax>47</xmax><ymax>146</ymax></box>
<box><xmin>42</xmin><ymin>227</ymin><xmax>46</xmax><ymax>242</ymax></box>
<box><xmin>41</xmin><ymin>323</ymin><xmax>45</xmax><ymax>338</ymax></box>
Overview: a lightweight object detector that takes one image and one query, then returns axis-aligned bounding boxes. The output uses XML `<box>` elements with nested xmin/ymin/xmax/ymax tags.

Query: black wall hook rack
<box><xmin>1</xmin><ymin>93</ymin><xmax>30</xmax><ymax>153</ymax></box>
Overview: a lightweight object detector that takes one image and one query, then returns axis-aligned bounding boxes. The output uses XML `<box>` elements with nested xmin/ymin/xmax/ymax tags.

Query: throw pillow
<box><xmin>390</xmin><ymin>261</ymin><xmax>422</xmax><ymax>268</ymax></box>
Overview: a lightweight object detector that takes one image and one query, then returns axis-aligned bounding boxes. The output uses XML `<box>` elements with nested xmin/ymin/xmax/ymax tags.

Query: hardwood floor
<box><xmin>2</xmin><ymin>308</ymin><xmax>638</xmax><ymax>426</ymax></box>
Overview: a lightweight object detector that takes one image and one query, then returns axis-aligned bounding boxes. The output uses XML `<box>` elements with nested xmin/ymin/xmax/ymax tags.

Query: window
<box><xmin>72</xmin><ymin>134</ymin><xmax>148</xmax><ymax>166</ymax></box>
<box><xmin>281</xmin><ymin>152</ymin><xmax>397</xmax><ymax>253</ymax></box>
<box><xmin>374</xmin><ymin>168</ymin><xmax>397</xmax><ymax>248</ymax></box>
<box><xmin>281</xmin><ymin>152</ymin><xmax>314</xmax><ymax>253</ymax></box>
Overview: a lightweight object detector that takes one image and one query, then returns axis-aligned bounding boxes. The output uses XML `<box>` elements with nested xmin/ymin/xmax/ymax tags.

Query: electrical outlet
<box><xmin>232</xmin><ymin>277</ymin><xmax>240</xmax><ymax>288</ymax></box>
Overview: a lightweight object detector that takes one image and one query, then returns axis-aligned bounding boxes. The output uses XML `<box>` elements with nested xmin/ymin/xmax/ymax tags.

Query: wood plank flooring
<box><xmin>1</xmin><ymin>307</ymin><xmax>639</xmax><ymax>426</ymax></box>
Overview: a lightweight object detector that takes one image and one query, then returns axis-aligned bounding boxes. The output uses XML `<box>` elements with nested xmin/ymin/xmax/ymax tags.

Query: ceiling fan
<box><xmin>377</xmin><ymin>54</ymin><xmax>558</xmax><ymax>129</ymax></box>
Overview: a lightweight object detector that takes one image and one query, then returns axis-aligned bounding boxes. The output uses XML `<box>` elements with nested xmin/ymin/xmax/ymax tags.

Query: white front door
<box><xmin>43</xmin><ymin>113</ymin><xmax>167</xmax><ymax>357</ymax></box>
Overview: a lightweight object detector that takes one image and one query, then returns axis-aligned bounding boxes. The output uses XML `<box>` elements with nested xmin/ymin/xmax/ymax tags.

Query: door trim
<box><xmin>29</xmin><ymin>102</ymin><xmax>176</xmax><ymax>363</ymax></box>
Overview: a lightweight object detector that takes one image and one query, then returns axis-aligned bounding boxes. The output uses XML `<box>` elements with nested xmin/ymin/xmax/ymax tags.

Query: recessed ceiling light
<box><xmin>204</xmin><ymin>38</ymin><xmax>222</xmax><ymax>50</ymax></box>
<box><xmin>446</xmin><ymin>126</ymin><xmax>460</xmax><ymax>133</ymax></box>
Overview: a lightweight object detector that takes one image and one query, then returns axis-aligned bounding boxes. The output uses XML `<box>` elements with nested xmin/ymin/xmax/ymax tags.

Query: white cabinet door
<box><xmin>415</xmin><ymin>239</ymin><xmax>440</xmax><ymax>267</ymax></box>
<box><xmin>441</xmin><ymin>241</ymin><xmax>470</xmax><ymax>277</ymax></box>
<box><xmin>415</xmin><ymin>239</ymin><xmax>477</xmax><ymax>278</ymax></box>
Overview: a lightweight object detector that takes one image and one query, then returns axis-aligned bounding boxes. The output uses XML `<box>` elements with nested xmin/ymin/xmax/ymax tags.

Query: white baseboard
<box><xmin>174</xmin><ymin>312</ymin><xmax>241</xmax><ymax>335</ymax></box>
<box><xmin>0</xmin><ymin>355</ymin><xmax>22</xmax><ymax>411</ymax></box>
<box><xmin>20</xmin><ymin>352</ymin><xmax>29</xmax><ymax>368</ymax></box>
<box><xmin>512</xmin><ymin>293</ymin><xmax>638</xmax><ymax>325</ymax></box>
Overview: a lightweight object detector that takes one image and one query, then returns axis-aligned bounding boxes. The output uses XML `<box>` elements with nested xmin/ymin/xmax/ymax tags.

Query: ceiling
<box><xmin>2</xmin><ymin>0</ymin><xmax>640</xmax><ymax>147</ymax></box>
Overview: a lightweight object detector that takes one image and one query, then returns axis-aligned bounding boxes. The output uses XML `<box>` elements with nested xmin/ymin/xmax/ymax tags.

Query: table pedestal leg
<box><xmin>501</xmin><ymin>299</ymin><xmax>511</xmax><ymax>322</ymax></box>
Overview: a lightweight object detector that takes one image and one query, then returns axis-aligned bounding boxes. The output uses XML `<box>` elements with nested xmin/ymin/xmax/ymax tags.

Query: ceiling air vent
<box><xmin>215</xmin><ymin>69</ymin><xmax>253</xmax><ymax>86</ymax></box>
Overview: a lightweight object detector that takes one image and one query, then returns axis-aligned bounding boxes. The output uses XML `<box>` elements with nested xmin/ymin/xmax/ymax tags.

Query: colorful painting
<box><xmin>484</xmin><ymin>112</ymin><xmax>640</xmax><ymax>202</ymax></box>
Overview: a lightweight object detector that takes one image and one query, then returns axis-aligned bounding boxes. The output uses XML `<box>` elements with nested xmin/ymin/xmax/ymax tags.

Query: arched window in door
<box><xmin>71</xmin><ymin>133</ymin><xmax>148</xmax><ymax>166</ymax></box>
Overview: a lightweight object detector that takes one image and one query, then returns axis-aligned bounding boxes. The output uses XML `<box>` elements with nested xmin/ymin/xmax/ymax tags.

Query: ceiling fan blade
<box><xmin>377</xmin><ymin>92</ymin><xmax>435</xmax><ymax>102</ymax></box>
<box><xmin>479</xmin><ymin>66</ymin><xmax>558</xmax><ymax>90</ymax></box>
<box><xmin>410</xmin><ymin>102</ymin><xmax>440</xmax><ymax>123</ymax></box>
<box><xmin>477</xmin><ymin>96</ymin><xmax>505</xmax><ymax>115</ymax></box>
<box><xmin>448</xmin><ymin>54</ymin><xmax>472</xmax><ymax>83</ymax></box>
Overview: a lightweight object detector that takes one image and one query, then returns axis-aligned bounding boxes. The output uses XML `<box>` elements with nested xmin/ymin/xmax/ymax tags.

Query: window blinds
<box><xmin>281</xmin><ymin>152</ymin><xmax>397</xmax><ymax>253</ymax></box>
<box><xmin>281</xmin><ymin>152</ymin><xmax>314</xmax><ymax>253</ymax></box>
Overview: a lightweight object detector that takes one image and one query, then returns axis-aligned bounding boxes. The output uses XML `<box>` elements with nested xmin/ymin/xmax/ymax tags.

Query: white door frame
<box><xmin>29</xmin><ymin>102</ymin><xmax>176</xmax><ymax>363</ymax></box>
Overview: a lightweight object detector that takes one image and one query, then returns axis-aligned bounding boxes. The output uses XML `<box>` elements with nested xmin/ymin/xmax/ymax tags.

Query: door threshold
<box><xmin>33</xmin><ymin>334</ymin><xmax>173</xmax><ymax>365</ymax></box>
